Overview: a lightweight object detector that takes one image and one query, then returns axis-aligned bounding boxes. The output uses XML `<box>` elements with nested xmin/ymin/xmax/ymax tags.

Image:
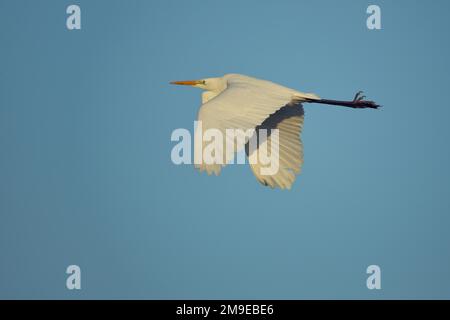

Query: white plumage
<box><xmin>171</xmin><ymin>73</ymin><xmax>379</xmax><ymax>189</ymax></box>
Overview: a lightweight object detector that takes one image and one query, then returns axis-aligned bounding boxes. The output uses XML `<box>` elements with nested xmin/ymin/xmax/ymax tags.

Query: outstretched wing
<box><xmin>195</xmin><ymin>74</ymin><xmax>313</xmax><ymax>175</ymax></box>
<box><xmin>245</xmin><ymin>105</ymin><xmax>305</xmax><ymax>189</ymax></box>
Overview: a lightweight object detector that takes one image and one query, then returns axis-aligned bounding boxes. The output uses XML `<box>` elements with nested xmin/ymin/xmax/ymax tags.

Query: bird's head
<box><xmin>170</xmin><ymin>77</ymin><xmax>226</xmax><ymax>92</ymax></box>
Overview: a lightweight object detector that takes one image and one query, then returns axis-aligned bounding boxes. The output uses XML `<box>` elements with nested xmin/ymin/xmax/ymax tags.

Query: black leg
<box><xmin>308</xmin><ymin>91</ymin><xmax>381</xmax><ymax>109</ymax></box>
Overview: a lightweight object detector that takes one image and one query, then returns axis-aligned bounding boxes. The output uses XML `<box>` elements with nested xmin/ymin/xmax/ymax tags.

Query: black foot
<box><xmin>352</xmin><ymin>91</ymin><xmax>380</xmax><ymax>109</ymax></box>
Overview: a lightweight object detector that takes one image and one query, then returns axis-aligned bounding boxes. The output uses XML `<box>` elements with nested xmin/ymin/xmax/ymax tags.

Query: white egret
<box><xmin>171</xmin><ymin>74</ymin><xmax>379</xmax><ymax>189</ymax></box>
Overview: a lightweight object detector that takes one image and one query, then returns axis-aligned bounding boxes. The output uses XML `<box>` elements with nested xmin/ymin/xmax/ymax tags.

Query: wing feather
<box><xmin>195</xmin><ymin>74</ymin><xmax>305</xmax><ymax>175</ymax></box>
<box><xmin>245</xmin><ymin>105</ymin><xmax>305</xmax><ymax>189</ymax></box>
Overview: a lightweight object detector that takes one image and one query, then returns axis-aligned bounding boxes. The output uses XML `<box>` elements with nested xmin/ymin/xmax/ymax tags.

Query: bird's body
<box><xmin>171</xmin><ymin>74</ymin><xmax>379</xmax><ymax>189</ymax></box>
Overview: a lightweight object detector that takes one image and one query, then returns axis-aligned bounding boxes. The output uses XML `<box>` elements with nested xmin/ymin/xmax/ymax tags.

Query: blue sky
<box><xmin>1</xmin><ymin>0</ymin><xmax>450</xmax><ymax>298</ymax></box>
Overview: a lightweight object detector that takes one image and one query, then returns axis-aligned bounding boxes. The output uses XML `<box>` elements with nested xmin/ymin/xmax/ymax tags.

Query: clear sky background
<box><xmin>1</xmin><ymin>0</ymin><xmax>450</xmax><ymax>299</ymax></box>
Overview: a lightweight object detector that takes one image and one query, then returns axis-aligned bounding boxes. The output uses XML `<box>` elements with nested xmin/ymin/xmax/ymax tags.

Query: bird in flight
<box><xmin>171</xmin><ymin>74</ymin><xmax>379</xmax><ymax>189</ymax></box>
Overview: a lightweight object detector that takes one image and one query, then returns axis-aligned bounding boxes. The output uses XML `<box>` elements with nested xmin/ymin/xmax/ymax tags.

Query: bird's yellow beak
<box><xmin>170</xmin><ymin>80</ymin><xmax>203</xmax><ymax>86</ymax></box>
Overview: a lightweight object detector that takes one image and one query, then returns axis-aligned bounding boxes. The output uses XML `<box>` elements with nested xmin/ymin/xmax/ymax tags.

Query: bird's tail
<box><xmin>293</xmin><ymin>92</ymin><xmax>321</xmax><ymax>102</ymax></box>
